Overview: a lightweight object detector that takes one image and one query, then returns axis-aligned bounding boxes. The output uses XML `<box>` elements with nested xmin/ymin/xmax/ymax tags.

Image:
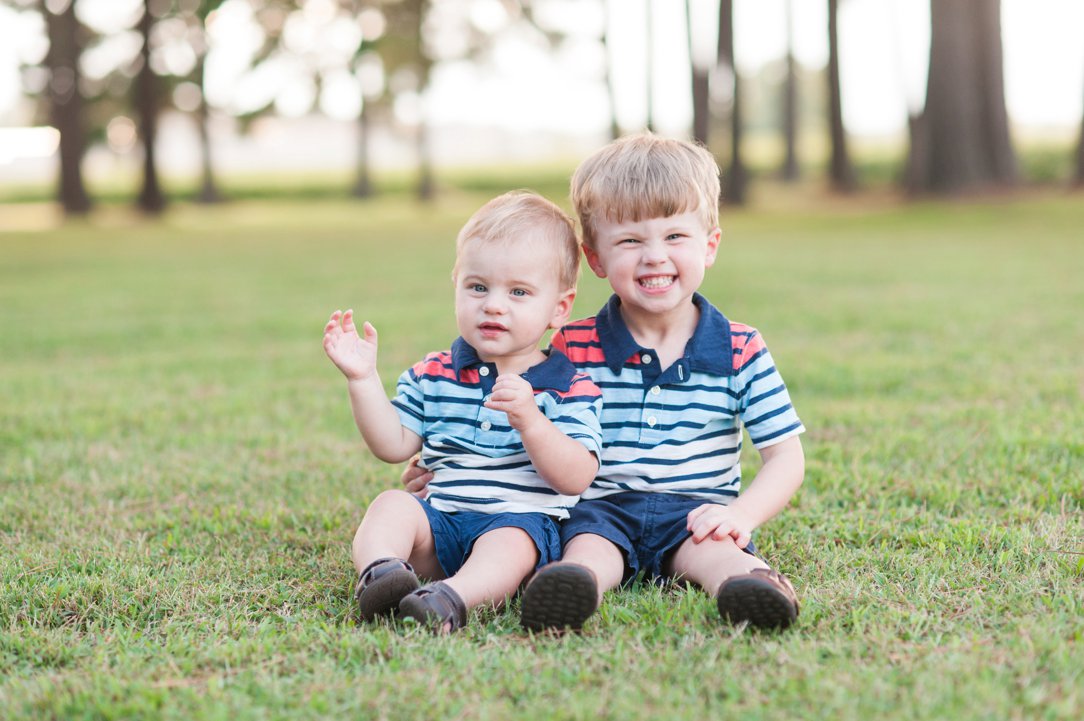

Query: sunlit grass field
<box><xmin>1</xmin><ymin>188</ymin><xmax>1082</xmax><ymax>720</ymax></box>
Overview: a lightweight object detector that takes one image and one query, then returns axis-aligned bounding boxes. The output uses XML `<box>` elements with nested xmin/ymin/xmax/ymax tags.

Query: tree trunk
<box><xmin>686</xmin><ymin>0</ymin><xmax>709</xmax><ymax>146</ymax></box>
<box><xmin>42</xmin><ymin>0</ymin><xmax>91</xmax><ymax>215</ymax></box>
<box><xmin>645</xmin><ymin>0</ymin><xmax>655</xmax><ymax>133</ymax></box>
<box><xmin>781</xmin><ymin>0</ymin><xmax>799</xmax><ymax>181</ymax></box>
<box><xmin>416</xmin><ymin>119</ymin><xmax>434</xmax><ymax>201</ymax></box>
<box><xmin>827</xmin><ymin>0</ymin><xmax>856</xmax><ymax>192</ymax></box>
<box><xmin>1074</xmin><ymin>79</ymin><xmax>1084</xmax><ymax>186</ymax></box>
<box><xmin>906</xmin><ymin>0</ymin><xmax>1017</xmax><ymax>194</ymax></box>
<box><xmin>353</xmin><ymin>100</ymin><xmax>374</xmax><ymax>198</ymax></box>
<box><xmin>194</xmin><ymin>60</ymin><xmax>222</xmax><ymax>203</ymax></box>
<box><xmin>602</xmin><ymin>0</ymin><xmax>620</xmax><ymax>140</ymax></box>
<box><xmin>135</xmin><ymin>0</ymin><xmax>166</xmax><ymax>213</ymax></box>
<box><xmin>717</xmin><ymin>0</ymin><xmax>745</xmax><ymax>205</ymax></box>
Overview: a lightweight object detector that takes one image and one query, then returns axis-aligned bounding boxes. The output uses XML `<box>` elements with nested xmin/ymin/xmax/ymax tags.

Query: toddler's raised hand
<box><xmin>323</xmin><ymin>309</ymin><xmax>378</xmax><ymax>381</ymax></box>
<box><xmin>686</xmin><ymin>503</ymin><xmax>755</xmax><ymax>549</ymax></box>
<box><xmin>484</xmin><ymin>373</ymin><xmax>541</xmax><ymax>432</ymax></box>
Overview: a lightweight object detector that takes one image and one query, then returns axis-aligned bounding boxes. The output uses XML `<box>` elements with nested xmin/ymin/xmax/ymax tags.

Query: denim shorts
<box><xmin>560</xmin><ymin>491</ymin><xmax>756</xmax><ymax>582</ymax></box>
<box><xmin>414</xmin><ymin>496</ymin><xmax>562</xmax><ymax>577</ymax></box>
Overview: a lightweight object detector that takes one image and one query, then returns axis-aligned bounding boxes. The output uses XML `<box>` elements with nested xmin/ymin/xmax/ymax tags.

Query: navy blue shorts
<box><xmin>560</xmin><ymin>491</ymin><xmax>756</xmax><ymax>582</ymax></box>
<box><xmin>414</xmin><ymin>496</ymin><xmax>562</xmax><ymax>577</ymax></box>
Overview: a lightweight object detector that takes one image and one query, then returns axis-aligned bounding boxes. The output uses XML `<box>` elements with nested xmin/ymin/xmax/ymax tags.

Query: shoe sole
<box><xmin>520</xmin><ymin>564</ymin><xmax>597</xmax><ymax>633</ymax></box>
<box><xmin>716</xmin><ymin>577</ymin><xmax>798</xmax><ymax>630</ymax></box>
<box><xmin>357</xmin><ymin>569</ymin><xmax>420</xmax><ymax>621</ymax></box>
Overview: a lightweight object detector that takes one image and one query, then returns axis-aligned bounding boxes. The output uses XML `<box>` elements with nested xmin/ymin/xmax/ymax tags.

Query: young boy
<box><xmin>324</xmin><ymin>191</ymin><xmax>602</xmax><ymax>634</ymax></box>
<box><xmin>405</xmin><ymin>134</ymin><xmax>805</xmax><ymax>632</ymax></box>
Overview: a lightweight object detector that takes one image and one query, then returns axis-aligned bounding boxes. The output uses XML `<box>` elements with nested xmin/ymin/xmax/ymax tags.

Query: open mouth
<box><xmin>638</xmin><ymin>275</ymin><xmax>675</xmax><ymax>290</ymax></box>
<box><xmin>479</xmin><ymin>322</ymin><xmax>508</xmax><ymax>336</ymax></box>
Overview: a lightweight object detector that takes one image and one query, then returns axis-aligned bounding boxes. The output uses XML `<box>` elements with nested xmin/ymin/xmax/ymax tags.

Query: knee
<box><xmin>366</xmin><ymin>489</ymin><xmax>420</xmax><ymax>515</ymax></box>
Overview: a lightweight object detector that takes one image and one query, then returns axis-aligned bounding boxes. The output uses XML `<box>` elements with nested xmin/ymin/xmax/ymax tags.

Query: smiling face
<box><xmin>454</xmin><ymin>235</ymin><xmax>575</xmax><ymax>374</ymax></box>
<box><xmin>584</xmin><ymin>209</ymin><xmax>720</xmax><ymax>328</ymax></box>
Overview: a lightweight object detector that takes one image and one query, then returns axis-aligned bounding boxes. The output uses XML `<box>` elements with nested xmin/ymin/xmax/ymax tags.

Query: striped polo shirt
<box><xmin>390</xmin><ymin>338</ymin><xmax>603</xmax><ymax>519</ymax></box>
<box><xmin>549</xmin><ymin>294</ymin><xmax>804</xmax><ymax>503</ymax></box>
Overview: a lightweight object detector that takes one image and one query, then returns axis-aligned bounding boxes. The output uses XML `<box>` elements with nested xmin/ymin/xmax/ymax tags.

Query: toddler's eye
<box><xmin>511</xmin><ymin>288</ymin><xmax>528</xmax><ymax>297</ymax></box>
<box><xmin>619</xmin><ymin>238</ymin><xmax>640</xmax><ymax>245</ymax></box>
<box><xmin>471</xmin><ymin>283</ymin><xmax>487</xmax><ymax>293</ymax></box>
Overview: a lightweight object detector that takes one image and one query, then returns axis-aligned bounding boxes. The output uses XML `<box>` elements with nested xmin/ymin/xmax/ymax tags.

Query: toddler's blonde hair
<box><xmin>571</xmin><ymin>132</ymin><xmax>721</xmax><ymax>250</ymax></box>
<box><xmin>454</xmin><ymin>191</ymin><xmax>580</xmax><ymax>290</ymax></box>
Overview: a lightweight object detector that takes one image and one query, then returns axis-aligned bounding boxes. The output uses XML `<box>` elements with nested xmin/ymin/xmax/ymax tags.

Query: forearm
<box><xmin>728</xmin><ymin>436</ymin><xmax>805</xmax><ymax>528</ymax></box>
<box><xmin>519</xmin><ymin>420</ymin><xmax>599</xmax><ymax>495</ymax></box>
<box><xmin>346</xmin><ymin>375</ymin><xmax>421</xmax><ymax>463</ymax></box>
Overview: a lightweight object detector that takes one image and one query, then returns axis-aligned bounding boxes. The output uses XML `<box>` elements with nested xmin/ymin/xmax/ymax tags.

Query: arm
<box><xmin>686</xmin><ymin>435</ymin><xmax>804</xmax><ymax>547</ymax></box>
<box><xmin>484</xmin><ymin>374</ymin><xmax>599</xmax><ymax>496</ymax></box>
<box><xmin>323</xmin><ymin>309</ymin><xmax>422</xmax><ymax>463</ymax></box>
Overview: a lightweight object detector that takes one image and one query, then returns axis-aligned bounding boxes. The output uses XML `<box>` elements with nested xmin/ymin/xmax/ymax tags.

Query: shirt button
<box><xmin>641</xmin><ymin>354</ymin><xmax>652</xmax><ymax>364</ymax></box>
<box><xmin>647</xmin><ymin>416</ymin><xmax>657</xmax><ymax>427</ymax></box>
<box><xmin>479</xmin><ymin>366</ymin><xmax>490</xmax><ymax>376</ymax></box>
<box><xmin>650</xmin><ymin>386</ymin><xmax>661</xmax><ymax>395</ymax></box>
<box><xmin>480</xmin><ymin>421</ymin><xmax>492</xmax><ymax>431</ymax></box>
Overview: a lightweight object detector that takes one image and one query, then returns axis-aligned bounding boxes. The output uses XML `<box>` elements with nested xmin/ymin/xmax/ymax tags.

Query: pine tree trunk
<box><xmin>645</xmin><ymin>0</ymin><xmax>655</xmax><ymax>133</ymax></box>
<box><xmin>602</xmin><ymin>0</ymin><xmax>620</xmax><ymax>140</ymax></box>
<box><xmin>686</xmin><ymin>0</ymin><xmax>709</xmax><ymax>146</ymax></box>
<box><xmin>827</xmin><ymin>0</ymin><xmax>856</xmax><ymax>192</ymax></box>
<box><xmin>781</xmin><ymin>0</ymin><xmax>799</xmax><ymax>181</ymax></box>
<box><xmin>906</xmin><ymin>0</ymin><xmax>1016</xmax><ymax>194</ymax></box>
<box><xmin>1074</xmin><ymin>81</ymin><xmax>1084</xmax><ymax>186</ymax></box>
<box><xmin>135</xmin><ymin>0</ymin><xmax>165</xmax><ymax>213</ymax></box>
<box><xmin>195</xmin><ymin>60</ymin><xmax>221</xmax><ymax>203</ymax></box>
<box><xmin>717</xmin><ymin>0</ymin><xmax>745</xmax><ymax>204</ymax></box>
<box><xmin>43</xmin><ymin>0</ymin><xmax>91</xmax><ymax>215</ymax></box>
<box><xmin>353</xmin><ymin>101</ymin><xmax>373</xmax><ymax>198</ymax></box>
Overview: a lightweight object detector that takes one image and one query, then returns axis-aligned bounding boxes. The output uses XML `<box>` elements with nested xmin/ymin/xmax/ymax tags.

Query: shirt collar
<box><xmin>450</xmin><ymin>337</ymin><xmax>578</xmax><ymax>392</ymax></box>
<box><xmin>595</xmin><ymin>293</ymin><xmax>733</xmax><ymax>376</ymax></box>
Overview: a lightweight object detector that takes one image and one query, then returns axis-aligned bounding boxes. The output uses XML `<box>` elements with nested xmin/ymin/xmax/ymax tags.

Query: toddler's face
<box><xmin>584</xmin><ymin>210</ymin><xmax>720</xmax><ymax>324</ymax></box>
<box><xmin>454</xmin><ymin>237</ymin><xmax>574</xmax><ymax>370</ymax></box>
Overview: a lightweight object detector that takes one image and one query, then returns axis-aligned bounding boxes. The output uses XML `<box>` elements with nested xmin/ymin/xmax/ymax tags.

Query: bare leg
<box><xmin>351</xmin><ymin>489</ymin><xmax>444</xmax><ymax>580</ymax></box>
<box><xmin>559</xmin><ymin>532</ymin><xmax>626</xmax><ymax>605</ymax></box>
<box><xmin>441</xmin><ymin>527</ymin><xmax>538</xmax><ymax>609</ymax></box>
<box><xmin>664</xmin><ymin>535</ymin><xmax>767</xmax><ymax>596</ymax></box>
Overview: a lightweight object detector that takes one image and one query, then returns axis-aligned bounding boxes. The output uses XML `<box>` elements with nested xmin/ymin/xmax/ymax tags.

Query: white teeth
<box><xmin>639</xmin><ymin>276</ymin><xmax>674</xmax><ymax>289</ymax></box>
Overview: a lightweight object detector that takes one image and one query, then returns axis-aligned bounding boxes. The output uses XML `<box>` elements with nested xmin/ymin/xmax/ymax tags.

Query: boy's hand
<box><xmin>687</xmin><ymin>503</ymin><xmax>755</xmax><ymax>548</ymax></box>
<box><xmin>484</xmin><ymin>374</ymin><xmax>542</xmax><ymax>432</ymax></box>
<box><xmin>323</xmin><ymin>309</ymin><xmax>378</xmax><ymax>381</ymax></box>
<box><xmin>400</xmin><ymin>454</ymin><xmax>433</xmax><ymax>499</ymax></box>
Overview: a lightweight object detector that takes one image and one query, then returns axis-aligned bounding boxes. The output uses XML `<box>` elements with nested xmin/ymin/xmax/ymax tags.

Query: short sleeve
<box><xmin>545</xmin><ymin>374</ymin><xmax>604</xmax><ymax>459</ymax></box>
<box><xmin>390</xmin><ymin>365</ymin><xmax>426</xmax><ymax>438</ymax></box>
<box><xmin>734</xmin><ymin>331</ymin><xmax>805</xmax><ymax>448</ymax></box>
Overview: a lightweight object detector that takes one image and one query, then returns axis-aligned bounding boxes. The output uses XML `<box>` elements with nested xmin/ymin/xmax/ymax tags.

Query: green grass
<box><xmin>1</xmin><ymin>189</ymin><xmax>1082</xmax><ymax>720</ymax></box>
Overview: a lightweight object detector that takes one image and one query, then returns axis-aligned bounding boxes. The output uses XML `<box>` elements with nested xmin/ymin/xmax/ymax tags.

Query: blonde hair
<box><xmin>571</xmin><ymin>132</ymin><xmax>721</xmax><ymax>249</ymax></box>
<box><xmin>454</xmin><ymin>191</ymin><xmax>581</xmax><ymax>290</ymax></box>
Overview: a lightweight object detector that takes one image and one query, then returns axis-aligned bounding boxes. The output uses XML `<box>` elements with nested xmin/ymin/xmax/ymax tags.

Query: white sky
<box><xmin>0</xmin><ymin>0</ymin><xmax>1082</xmax><ymax>143</ymax></box>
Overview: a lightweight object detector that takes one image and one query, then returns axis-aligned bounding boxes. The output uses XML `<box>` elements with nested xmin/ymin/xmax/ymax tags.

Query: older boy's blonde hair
<box><xmin>571</xmin><ymin>132</ymin><xmax>721</xmax><ymax>250</ymax></box>
<box><xmin>454</xmin><ymin>191</ymin><xmax>580</xmax><ymax>290</ymax></box>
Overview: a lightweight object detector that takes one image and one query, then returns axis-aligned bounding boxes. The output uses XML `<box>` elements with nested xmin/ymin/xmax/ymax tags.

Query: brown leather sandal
<box><xmin>354</xmin><ymin>557</ymin><xmax>420</xmax><ymax>621</ymax></box>
<box><xmin>519</xmin><ymin>562</ymin><xmax>599</xmax><ymax>633</ymax></box>
<box><xmin>715</xmin><ymin>567</ymin><xmax>799</xmax><ymax>630</ymax></box>
<box><xmin>398</xmin><ymin>582</ymin><xmax>467</xmax><ymax>634</ymax></box>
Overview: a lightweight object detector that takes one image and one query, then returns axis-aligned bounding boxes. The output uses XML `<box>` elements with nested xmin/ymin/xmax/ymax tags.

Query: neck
<box><xmin>486</xmin><ymin>348</ymin><xmax>547</xmax><ymax>376</ymax></box>
<box><xmin>620</xmin><ymin>301</ymin><xmax>700</xmax><ymax>350</ymax></box>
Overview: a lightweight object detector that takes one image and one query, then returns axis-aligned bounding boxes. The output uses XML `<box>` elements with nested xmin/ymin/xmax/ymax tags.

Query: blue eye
<box><xmin>511</xmin><ymin>288</ymin><xmax>528</xmax><ymax>297</ymax></box>
<box><xmin>471</xmin><ymin>283</ymin><xmax>487</xmax><ymax>293</ymax></box>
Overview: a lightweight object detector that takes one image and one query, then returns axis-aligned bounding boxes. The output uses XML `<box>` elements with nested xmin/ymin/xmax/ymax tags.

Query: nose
<box><xmin>482</xmin><ymin>296</ymin><xmax>507</xmax><ymax>314</ymax></box>
<box><xmin>642</xmin><ymin>241</ymin><xmax>667</xmax><ymax>265</ymax></box>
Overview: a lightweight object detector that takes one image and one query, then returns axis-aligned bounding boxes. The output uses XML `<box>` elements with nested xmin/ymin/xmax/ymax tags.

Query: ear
<box><xmin>549</xmin><ymin>288</ymin><xmax>577</xmax><ymax>329</ymax></box>
<box><xmin>584</xmin><ymin>245</ymin><xmax>607</xmax><ymax>279</ymax></box>
<box><xmin>704</xmin><ymin>227</ymin><xmax>722</xmax><ymax>268</ymax></box>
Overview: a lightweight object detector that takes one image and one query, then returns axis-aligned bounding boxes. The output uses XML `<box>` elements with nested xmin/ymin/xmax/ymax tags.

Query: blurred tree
<box><xmin>40</xmin><ymin>0</ymin><xmax>91</xmax><ymax>214</ymax></box>
<box><xmin>601</xmin><ymin>0</ymin><xmax>620</xmax><ymax>140</ymax></box>
<box><xmin>906</xmin><ymin>0</ymin><xmax>1016</xmax><ymax>194</ymax></box>
<box><xmin>182</xmin><ymin>0</ymin><xmax>230</xmax><ymax>204</ymax></box>
<box><xmin>686</xmin><ymin>0</ymin><xmax>708</xmax><ymax>146</ymax></box>
<box><xmin>827</xmin><ymin>0</ymin><xmax>855</xmax><ymax>192</ymax></box>
<box><xmin>1075</xmin><ymin>78</ymin><xmax>1084</xmax><ymax>186</ymax></box>
<box><xmin>645</xmin><ymin>0</ymin><xmax>654</xmax><ymax>133</ymax></box>
<box><xmin>780</xmin><ymin>0</ymin><xmax>798</xmax><ymax>182</ymax></box>
<box><xmin>135</xmin><ymin>0</ymin><xmax>166</xmax><ymax>214</ymax></box>
<box><xmin>381</xmin><ymin>0</ymin><xmax>434</xmax><ymax>201</ymax></box>
<box><xmin>716</xmin><ymin>0</ymin><xmax>745</xmax><ymax>205</ymax></box>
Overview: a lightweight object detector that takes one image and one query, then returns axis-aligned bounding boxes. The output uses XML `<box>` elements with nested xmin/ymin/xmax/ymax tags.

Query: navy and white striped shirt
<box><xmin>550</xmin><ymin>294</ymin><xmax>804</xmax><ymax>503</ymax></box>
<box><xmin>391</xmin><ymin>338</ymin><xmax>603</xmax><ymax>519</ymax></box>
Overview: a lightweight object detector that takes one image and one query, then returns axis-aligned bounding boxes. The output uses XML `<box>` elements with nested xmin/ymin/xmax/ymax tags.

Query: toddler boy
<box><xmin>324</xmin><ymin>191</ymin><xmax>602</xmax><ymax>633</ymax></box>
<box><xmin>517</xmin><ymin>133</ymin><xmax>806</xmax><ymax>632</ymax></box>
